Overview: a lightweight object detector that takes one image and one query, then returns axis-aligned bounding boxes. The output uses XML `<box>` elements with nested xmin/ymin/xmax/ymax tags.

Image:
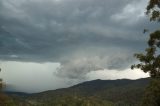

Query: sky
<box><xmin>0</xmin><ymin>0</ymin><xmax>155</xmax><ymax>93</ymax></box>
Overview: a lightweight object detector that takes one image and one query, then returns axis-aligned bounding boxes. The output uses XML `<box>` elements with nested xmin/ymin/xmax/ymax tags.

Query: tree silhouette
<box><xmin>131</xmin><ymin>0</ymin><xmax>160</xmax><ymax>105</ymax></box>
<box><xmin>146</xmin><ymin>0</ymin><xmax>160</xmax><ymax>21</ymax></box>
<box><xmin>0</xmin><ymin>69</ymin><xmax>15</xmax><ymax>106</ymax></box>
<box><xmin>131</xmin><ymin>30</ymin><xmax>160</xmax><ymax>78</ymax></box>
<box><xmin>131</xmin><ymin>0</ymin><xmax>160</xmax><ymax>78</ymax></box>
<box><xmin>0</xmin><ymin>68</ymin><xmax>3</xmax><ymax>91</ymax></box>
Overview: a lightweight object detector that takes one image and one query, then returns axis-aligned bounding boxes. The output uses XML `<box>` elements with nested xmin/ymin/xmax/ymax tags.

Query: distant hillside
<box><xmin>7</xmin><ymin>78</ymin><xmax>150</xmax><ymax>106</ymax></box>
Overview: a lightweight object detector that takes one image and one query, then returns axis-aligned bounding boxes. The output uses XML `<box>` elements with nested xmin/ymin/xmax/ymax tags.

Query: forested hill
<box><xmin>7</xmin><ymin>78</ymin><xmax>150</xmax><ymax>106</ymax></box>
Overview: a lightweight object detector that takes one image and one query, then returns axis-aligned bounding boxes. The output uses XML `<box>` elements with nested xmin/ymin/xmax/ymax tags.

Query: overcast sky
<box><xmin>0</xmin><ymin>0</ymin><xmax>154</xmax><ymax>93</ymax></box>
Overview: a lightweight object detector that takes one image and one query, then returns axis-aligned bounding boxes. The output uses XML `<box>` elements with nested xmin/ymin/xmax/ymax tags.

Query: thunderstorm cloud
<box><xmin>0</xmin><ymin>0</ymin><xmax>153</xmax><ymax>81</ymax></box>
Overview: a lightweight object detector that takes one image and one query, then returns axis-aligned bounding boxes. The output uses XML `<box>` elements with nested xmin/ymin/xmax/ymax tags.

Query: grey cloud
<box><xmin>0</xmin><ymin>0</ymin><xmax>152</xmax><ymax>79</ymax></box>
<box><xmin>55</xmin><ymin>47</ymin><xmax>135</xmax><ymax>79</ymax></box>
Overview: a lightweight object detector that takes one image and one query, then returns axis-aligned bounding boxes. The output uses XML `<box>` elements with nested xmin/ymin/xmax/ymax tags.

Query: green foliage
<box><xmin>41</xmin><ymin>96</ymin><xmax>115</xmax><ymax>106</ymax></box>
<box><xmin>0</xmin><ymin>79</ymin><xmax>2</xmax><ymax>90</ymax></box>
<box><xmin>0</xmin><ymin>85</ymin><xmax>16</xmax><ymax>106</ymax></box>
<box><xmin>146</xmin><ymin>0</ymin><xmax>160</xmax><ymax>21</ymax></box>
<box><xmin>141</xmin><ymin>79</ymin><xmax>160</xmax><ymax>106</ymax></box>
<box><xmin>131</xmin><ymin>0</ymin><xmax>160</xmax><ymax>78</ymax></box>
<box><xmin>131</xmin><ymin>30</ymin><xmax>160</xmax><ymax>78</ymax></box>
<box><xmin>15</xmin><ymin>78</ymin><xmax>148</xmax><ymax>106</ymax></box>
<box><xmin>132</xmin><ymin>1</ymin><xmax>160</xmax><ymax>105</ymax></box>
<box><xmin>0</xmin><ymin>70</ymin><xmax>16</xmax><ymax>106</ymax></box>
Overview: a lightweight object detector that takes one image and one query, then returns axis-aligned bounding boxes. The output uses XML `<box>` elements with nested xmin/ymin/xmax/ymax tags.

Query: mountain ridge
<box><xmin>5</xmin><ymin>77</ymin><xmax>149</xmax><ymax>94</ymax></box>
<box><xmin>6</xmin><ymin>77</ymin><xmax>150</xmax><ymax>106</ymax></box>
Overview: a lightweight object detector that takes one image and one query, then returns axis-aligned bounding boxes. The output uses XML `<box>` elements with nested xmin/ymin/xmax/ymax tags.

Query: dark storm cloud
<box><xmin>0</xmin><ymin>0</ymin><xmax>153</xmax><ymax>79</ymax></box>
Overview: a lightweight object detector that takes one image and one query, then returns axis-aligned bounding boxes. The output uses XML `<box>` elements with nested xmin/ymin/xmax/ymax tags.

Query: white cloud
<box><xmin>87</xmin><ymin>69</ymin><xmax>149</xmax><ymax>80</ymax></box>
